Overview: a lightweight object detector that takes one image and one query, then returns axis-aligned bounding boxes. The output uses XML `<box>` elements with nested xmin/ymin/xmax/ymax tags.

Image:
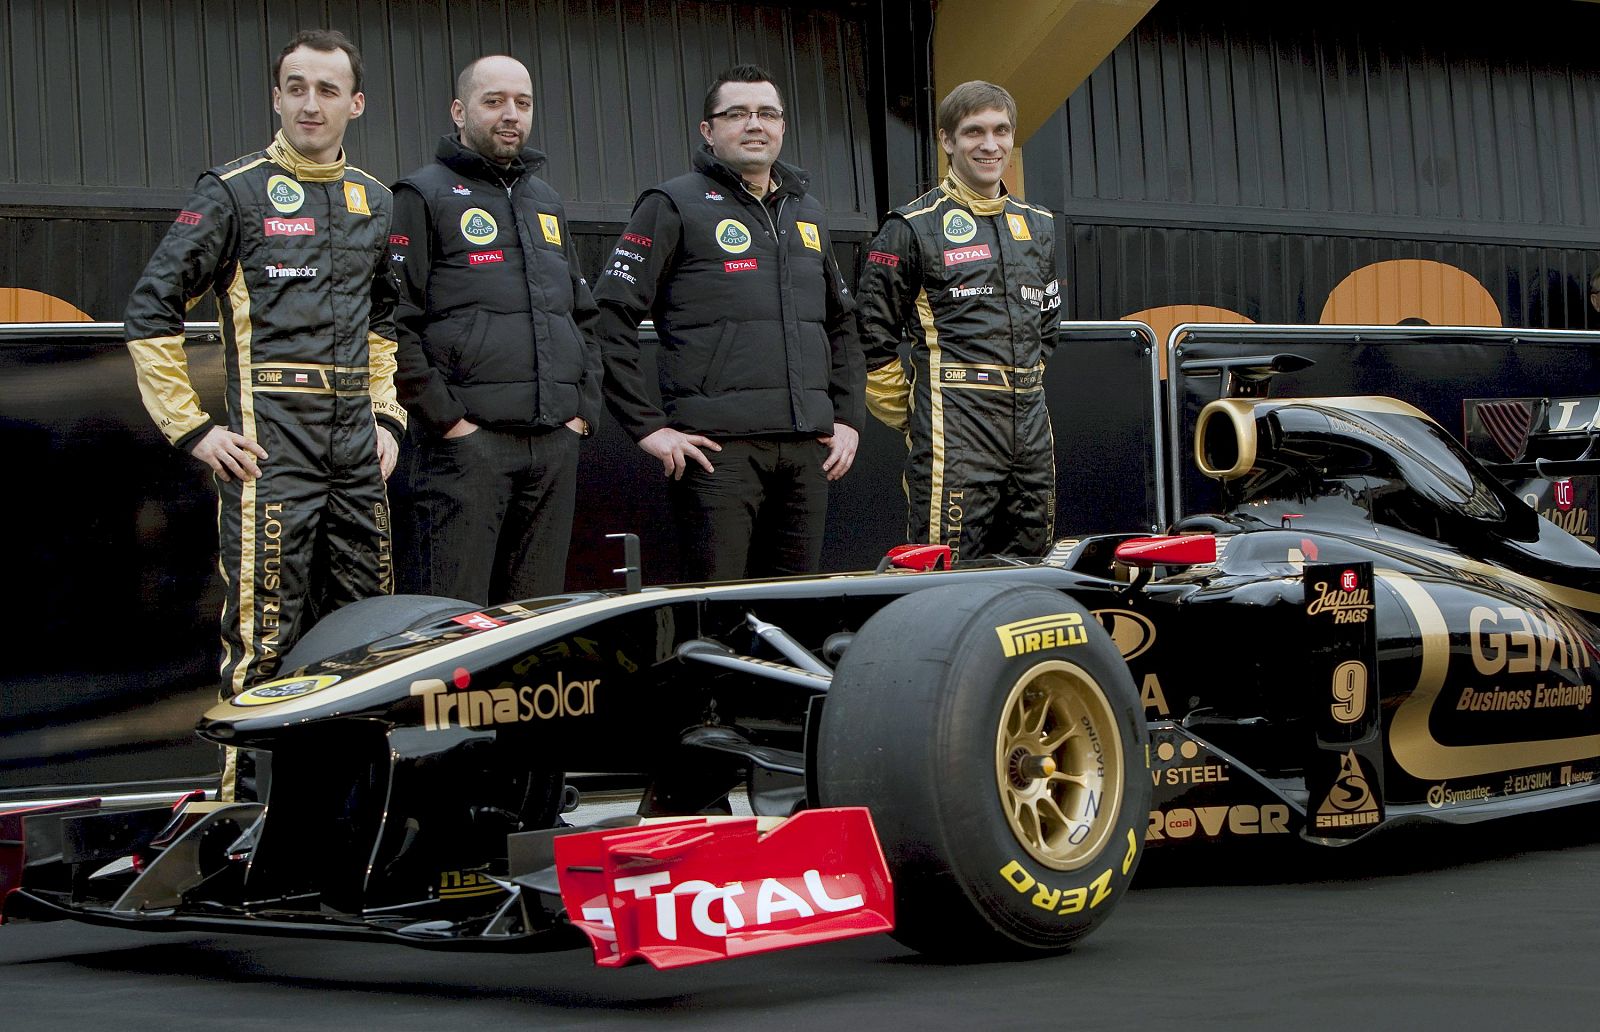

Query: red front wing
<box><xmin>555</xmin><ymin>807</ymin><xmax>894</xmax><ymax>969</ymax></box>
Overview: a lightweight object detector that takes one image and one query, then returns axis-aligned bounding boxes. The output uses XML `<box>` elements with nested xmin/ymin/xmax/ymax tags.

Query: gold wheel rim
<box><xmin>994</xmin><ymin>659</ymin><xmax>1124</xmax><ymax>871</ymax></box>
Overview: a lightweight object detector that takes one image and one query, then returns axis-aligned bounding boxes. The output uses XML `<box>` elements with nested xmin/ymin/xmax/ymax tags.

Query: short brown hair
<box><xmin>703</xmin><ymin>64</ymin><xmax>785</xmax><ymax>123</ymax></box>
<box><xmin>273</xmin><ymin>29</ymin><xmax>363</xmax><ymax>95</ymax></box>
<box><xmin>937</xmin><ymin>80</ymin><xmax>1017</xmax><ymax>139</ymax></box>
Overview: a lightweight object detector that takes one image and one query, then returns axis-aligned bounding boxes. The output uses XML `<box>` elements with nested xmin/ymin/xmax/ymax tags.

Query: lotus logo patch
<box><xmin>715</xmin><ymin>219</ymin><xmax>751</xmax><ymax>254</ymax></box>
<box><xmin>460</xmin><ymin>208</ymin><xmax>498</xmax><ymax>246</ymax></box>
<box><xmin>539</xmin><ymin>213</ymin><xmax>562</xmax><ymax>245</ymax></box>
<box><xmin>1005</xmin><ymin>213</ymin><xmax>1031</xmax><ymax>240</ymax></box>
<box><xmin>995</xmin><ymin>613</ymin><xmax>1086</xmax><ymax>658</ymax></box>
<box><xmin>796</xmin><ymin>221</ymin><xmax>822</xmax><ymax>251</ymax></box>
<box><xmin>232</xmin><ymin>674</ymin><xmax>341</xmax><ymax>707</ymax></box>
<box><xmin>267</xmin><ymin>175</ymin><xmax>305</xmax><ymax>214</ymax></box>
<box><xmin>942</xmin><ymin>209</ymin><xmax>977</xmax><ymax>243</ymax></box>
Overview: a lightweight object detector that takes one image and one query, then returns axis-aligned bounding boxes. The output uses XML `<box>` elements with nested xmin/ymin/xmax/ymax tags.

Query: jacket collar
<box><xmin>941</xmin><ymin>171</ymin><xmax>1008</xmax><ymax>216</ymax></box>
<box><xmin>693</xmin><ymin>146</ymin><xmax>810</xmax><ymax>202</ymax></box>
<box><xmin>266</xmin><ymin>131</ymin><xmax>345</xmax><ymax>183</ymax></box>
<box><xmin>434</xmin><ymin>133</ymin><xmax>548</xmax><ymax>187</ymax></box>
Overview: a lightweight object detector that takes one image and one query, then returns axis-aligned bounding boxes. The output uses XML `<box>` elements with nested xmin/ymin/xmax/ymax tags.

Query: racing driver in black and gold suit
<box><xmin>125</xmin><ymin>32</ymin><xmax>406</xmax><ymax>736</ymax></box>
<box><xmin>856</xmin><ymin>81</ymin><xmax>1061</xmax><ymax>563</ymax></box>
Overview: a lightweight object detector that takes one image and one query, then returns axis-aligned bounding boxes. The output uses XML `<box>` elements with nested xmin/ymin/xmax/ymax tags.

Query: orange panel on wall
<box><xmin>0</xmin><ymin>288</ymin><xmax>93</xmax><ymax>323</ymax></box>
<box><xmin>1123</xmin><ymin>305</ymin><xmax>1256</xmax><ymax>377</ymax></box>
<box><xmin>1318</xmin><ymin>259</ymin><xmax>1502</xmax><ymax>327</ymax></box>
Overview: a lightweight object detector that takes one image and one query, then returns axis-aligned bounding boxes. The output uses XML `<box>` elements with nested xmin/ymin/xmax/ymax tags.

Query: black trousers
<box><xmin>668</xmin><ymin>437</ymin><xmax>829</xmax><ymax>583</ymax></box>
<box><xmin>409</xmin><ymin>425</ymin><xmax>580</xmax><ymax>605</ymax></box>
<box><xmin>216</xmin><ymin>417</ymin><xmax>391</xmax><ymax>698</ymax></box>
<box><xmin>904</xmin><ymin>386</ymin><xmax>1056</xmax><ymax>564</ymax></box>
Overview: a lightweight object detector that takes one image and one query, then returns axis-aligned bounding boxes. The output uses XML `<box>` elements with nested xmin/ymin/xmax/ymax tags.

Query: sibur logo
<box><xmin>715</xmin><ymin>219</ymin><xmax>752</xmax><ymax>254</ymax></box>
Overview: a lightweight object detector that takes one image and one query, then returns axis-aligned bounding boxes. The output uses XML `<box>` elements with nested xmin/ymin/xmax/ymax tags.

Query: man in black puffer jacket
<box><xmin>593</xmin><ymin>64</ymin><xmax>864</xmax><ymax>582</ymax></box>
<box><xmin>389</xmin><ymin>55</ymin><xmax>600</xmax><ymax>604</ymax></box>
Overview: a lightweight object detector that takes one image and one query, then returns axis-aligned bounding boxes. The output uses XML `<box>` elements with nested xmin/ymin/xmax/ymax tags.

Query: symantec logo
<box><xmin>943</xmin><ymin>244</ymin><xmax>992</xmax><ymax>267</ymax></box>
<box><xmin>264</xmin><ymin>217</ymin><xmax>315</xmax><ymax>237</ymax></box>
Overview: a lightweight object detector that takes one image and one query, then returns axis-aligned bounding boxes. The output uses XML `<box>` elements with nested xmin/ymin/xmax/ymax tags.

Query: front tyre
<box><xmin>818</xmin><ymin>583</ymin><xmax>1149</xmax><ymax>958</ymax></box>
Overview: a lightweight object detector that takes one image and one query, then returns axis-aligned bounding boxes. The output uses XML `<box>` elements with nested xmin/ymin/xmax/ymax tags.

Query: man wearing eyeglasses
<box><xmin>594</xmin><ymin>64</ymin><xmax>864</xmax><ymax>582</ymax></box>
<box><xmin>855</xmin><ymin>80</ymin><xmax>1062</xmax><ymax>564</ymax></box>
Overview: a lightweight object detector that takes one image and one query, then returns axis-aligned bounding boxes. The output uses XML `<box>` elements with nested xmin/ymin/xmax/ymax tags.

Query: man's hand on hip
<box><xmin>638</xmin><ymin>427</ymin><xmax>721</xmax><ymax>479</ymax></box>
<box><xmin>819</xmin><ymin>422</ymin><xmax>859</xmax><ymax>481</ymax></box>
<box><xmin>191</xmin><ymin>426</ymin><xmax>268</xmax><ymax>483</ymax></box>
<box><xmin>376</xmin><ymin>426</ymin><xmax>399</xmax><ymax>479</ymax></box>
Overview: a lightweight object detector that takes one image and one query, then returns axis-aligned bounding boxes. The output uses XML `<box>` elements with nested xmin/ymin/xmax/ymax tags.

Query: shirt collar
<box><xmin>942</xmin><ymin>170</ymin><xmax>1008</xmax><ymax>216</ymax></box>
<box><xmin>266</xmin><ymin>131</ymin><xmax>345</xmax><ymax>182</ymax></box>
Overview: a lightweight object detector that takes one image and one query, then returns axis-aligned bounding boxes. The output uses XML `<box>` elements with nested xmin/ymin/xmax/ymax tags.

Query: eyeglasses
<box><xmin>709</xmin><ymin>107</ymin><xmax>785</xmax><ymax>125</ymax></box>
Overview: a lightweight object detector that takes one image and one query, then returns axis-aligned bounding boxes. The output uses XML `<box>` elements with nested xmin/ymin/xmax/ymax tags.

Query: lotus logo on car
<box><xmin>231</xmin><ymin>674</ymin><xmax>341</xmax><ymax>707</ymax></box>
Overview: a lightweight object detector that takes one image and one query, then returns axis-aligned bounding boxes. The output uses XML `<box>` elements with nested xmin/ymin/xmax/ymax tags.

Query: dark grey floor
<box><xmin>4</xmin><ymin>808</ymin><xmax>1597</xmax><ymax>1031</ymax></box>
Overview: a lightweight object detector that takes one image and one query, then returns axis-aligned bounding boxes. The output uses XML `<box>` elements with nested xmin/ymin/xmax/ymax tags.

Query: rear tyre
<box><xmin>818</xmin><ymin>583</ymin><xmax>1149</xmax><ymax>958</ymax></box>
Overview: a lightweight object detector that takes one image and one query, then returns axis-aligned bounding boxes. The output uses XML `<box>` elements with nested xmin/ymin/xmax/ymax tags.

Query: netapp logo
<box><xmin>266</xmin><ymin>264</ymin><xmax>318</xmax><ymax>279</ymax></box>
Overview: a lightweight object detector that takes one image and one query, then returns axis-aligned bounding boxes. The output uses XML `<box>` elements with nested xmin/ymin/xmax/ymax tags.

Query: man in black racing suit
<box><xmin>855</xmin><ymin>81</ymin><xmax>1061</xmax><ymax>564</ymax></box>
<box><xmin>124</xmin><ymin>29</ymin><xmax>405</xmax><ymax>783</ymax></box>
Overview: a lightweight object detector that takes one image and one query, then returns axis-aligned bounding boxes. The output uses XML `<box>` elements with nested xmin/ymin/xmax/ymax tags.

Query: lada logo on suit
<box><xmin>942</xmin><ymin>209</ymin><xmax>977</xmax><ymax>243</ymax></box>
<box><xmin>267</xmin><ymin>175</ymin><xmax>305</xmax><ymax>214</ymax></box>
<box><xmin>461</xmin><ymin>208</ymin><xmax>498</xmax><ymax>246</ymax></box>
<box><xmin>715</xmin><ymin>219</ymin><xmax>752</xmax><ymax>254</ymax></box>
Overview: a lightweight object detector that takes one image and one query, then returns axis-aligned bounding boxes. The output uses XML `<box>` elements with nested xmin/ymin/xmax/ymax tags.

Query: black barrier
<box><xmin>1165</xmin><ymin>324</ymin><xmax>1600</xmax><ymax>522</ymax></box>
<box><xmin>0</xmin><ymin>320</ymin><xmax>1160</xmax><ymax>797</ymax></box>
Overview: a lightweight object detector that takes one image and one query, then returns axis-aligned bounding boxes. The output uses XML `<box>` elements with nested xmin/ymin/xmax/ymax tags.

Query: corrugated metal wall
<box><xmin>1028</xmin><ymin>0</ymin><xmax>1600</xmax><ymax>330</ymax></box>
<box><xmin>2</xmin><ymin>0</ymin><xmax>874</xmax><ymax>222</ymax></box>
<box><xmin>0</xmin><ymin>0</ymin><xmax>878</xmax><ymax>318</ymax></box>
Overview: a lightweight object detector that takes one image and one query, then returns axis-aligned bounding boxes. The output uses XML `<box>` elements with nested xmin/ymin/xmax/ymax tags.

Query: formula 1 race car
<box><xmin>6</xmin><ymin>381</ymin><xmax>1600</xmax><ymax>969</ymax></box>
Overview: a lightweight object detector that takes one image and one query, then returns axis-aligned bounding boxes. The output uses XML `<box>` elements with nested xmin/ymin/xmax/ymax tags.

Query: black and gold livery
<box><xmin>11</xmin><ymin>389</ymin><xmax>1600</xmax><ymax>965</ymax></box>
<box><xmin>125</xmin><ymin>131</ymin><xmax>405</xmax><ymax>700</ymax></box>
<box><xmin>856</xmin><ymin>173</ymin><xmax>1060</xmax><ymax>562</ymax></box>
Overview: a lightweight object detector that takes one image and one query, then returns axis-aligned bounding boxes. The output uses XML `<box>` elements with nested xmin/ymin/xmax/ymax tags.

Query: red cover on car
<box><xmin>556</xmin><ymin>807</ymin><xmax>894</xmax><ymax>968</ymax></box>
